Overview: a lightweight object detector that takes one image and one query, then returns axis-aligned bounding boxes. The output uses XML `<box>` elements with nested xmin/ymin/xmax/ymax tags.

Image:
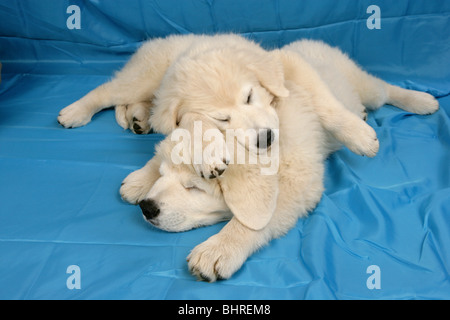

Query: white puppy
<box><xmin>58</xmin><ymin>34</ymin><xmax>438</xmax><ymax>281</ymax></box>
<box><xmin>118</xmin><ymin>38</ymin><xmax>438</xmax><ymax>281</ymax></box>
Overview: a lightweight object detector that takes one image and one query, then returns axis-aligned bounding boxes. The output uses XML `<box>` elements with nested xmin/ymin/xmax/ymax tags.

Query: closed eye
<box><xmin>246</xmin><ymin>89</ymin><xmax>253</xmax><ymax>104</ymax></box>
<box><xmin>212</xmin><ymin>116</ymin><xmax>230</xmax><ymax>122</ymax></box>
<box><xmin>183</xmin><ymin>184</ymin><xmax>205</xmax><ymax>193</ymax></box>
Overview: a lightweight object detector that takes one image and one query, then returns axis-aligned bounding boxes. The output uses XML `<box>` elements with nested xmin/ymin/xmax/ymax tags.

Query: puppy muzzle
<box><xmin>139</xmin><ymin>199</ymin><xmax>160</xmax><ymax>221</ymax></box>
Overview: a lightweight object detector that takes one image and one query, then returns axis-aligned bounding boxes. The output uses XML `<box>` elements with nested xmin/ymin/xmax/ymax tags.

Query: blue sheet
<box><xmin>0</xmin><ymin>0</ymin><xmax>449</xmax><ymax>299</ymax></box>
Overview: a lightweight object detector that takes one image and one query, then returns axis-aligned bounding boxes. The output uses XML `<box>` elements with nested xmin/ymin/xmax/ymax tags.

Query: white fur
<box><xmin>58</xmin><ymin>34</ymin><xmax>439</xmax><ymax>282</ymax></box>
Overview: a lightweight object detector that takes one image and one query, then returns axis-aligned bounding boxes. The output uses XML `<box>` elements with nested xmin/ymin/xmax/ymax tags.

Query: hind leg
<box><xmin>344</xmin><ymin>61</ymin><xmax>439</xmax><ymax>115</ymax></box>
<box><xmin>385</xmin><ymin>85</ymin><xmax>439</xmax><ymax>114</ymax></box>
<box><xmin>279</xmin><ymin>50</ymin><xmax>379</xmax><ymax>157</ymax></box>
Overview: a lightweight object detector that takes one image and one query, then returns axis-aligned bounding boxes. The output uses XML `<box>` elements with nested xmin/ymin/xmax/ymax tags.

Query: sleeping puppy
<box><xmin>120</xmin><ymin>99</ymin><xmax>326</xmax><ymax>281</ymax></box>
<box><xmin>57</xmin><ymin>34</ymin><xmax>437</xmax><ymax>177</ymax></box>
<box><xmin>57</xmin><ymin>34</ymin><xmax>284</xmax><ymax>139</ymax></box>
<box><xmin>57</xmin><ymin>34</ymin><xmax>290</xmax><ymax>178</ymax></box>
<box><xmin>120</xmin><ymin>41</ymin><xmax>438</xmax><ymax>281</ymax></box>
<box><xmin>58</xmin><ymin>34</ymin><xmax>438</xmax><ymax>281</ymax></box>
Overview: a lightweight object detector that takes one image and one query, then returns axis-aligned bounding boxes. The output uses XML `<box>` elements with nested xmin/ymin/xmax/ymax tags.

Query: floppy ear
<box><xmin>248</xmin><ymin>51</ymin><xmax>289</xmax><ymax>98</ymax></box>
<box><xmin>219</xmin><ymin>165</ymin><xmax>279</xmax><ymax>230</ymax></box>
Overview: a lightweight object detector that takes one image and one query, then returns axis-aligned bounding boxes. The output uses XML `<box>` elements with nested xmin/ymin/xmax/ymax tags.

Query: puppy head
<box><xmin>150</xmin><ymin>45</ymin><xmax>288</xmax><ymax>153</ymax></box>
<box><xmin>136</xmin><ymin>133</ymin><xmax>279</xmax><ymax>232</ymax></box>
<box><xmin>138</xmin><ymin>138</ymin><xmax>231</xmax><ymax>232</ymax></box>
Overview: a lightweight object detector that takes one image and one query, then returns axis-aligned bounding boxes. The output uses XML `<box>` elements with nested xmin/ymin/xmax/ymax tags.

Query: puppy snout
<box><xmin>139</xmin><ymin>199</ymin><xmax>160</xmax><ymax>220</ymax></box>
<box><xmin>257</xmin><ymin>128</ymin><xmax>275</xmax><ymax>149</ymax></box>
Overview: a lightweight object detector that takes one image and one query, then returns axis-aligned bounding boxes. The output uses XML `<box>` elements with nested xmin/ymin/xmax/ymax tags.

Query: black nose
<box><xmin>257</xmin><ymin>129</ymin><xmax>274</xmax><ymax>149</ymax></box>
<box><xmin>139</xmin><ymin>199</ymin><xmax>160</xmax><ymax>220</ymax></box>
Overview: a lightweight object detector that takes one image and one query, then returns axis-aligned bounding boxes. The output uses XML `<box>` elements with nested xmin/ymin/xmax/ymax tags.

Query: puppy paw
<box><xmin>120</xmin><ymin>169</ymin><xmax>152</xmax><ymax>204</ymax></box>
<box><xmin>338</xmin><ymin>120</ymin><xmax>379</xmax><ymax>157</ymax></box>
<box><xmin>192</xmin><ymin>138</ymin><xmax>230</xmax><ymax>179</ymax></box>
<box><xmin>194</xmin><ymin>157</ymin><xmax>229</xmax><ymax>180</ymax></box>
<box><xmin>405</xmin><ymin>91</ymin><xmax>439</xmax><ymax>115</ymax></box>
<box><xmin>115</xmin><ymin>102</ymin><xmax>152</xmax><ymax>134</ymax></box>
<box><xmin>57</xmin><ymin>102</ymin><xmax>93</xmax><ymax>128</ymax></box>
<box><xmin>353</xmin><ymin>124</ymin><xmax>379</xmax><ymax>157</ymax></box>
<box><xmin>187</xmin><ymin>235</ymin><xmax>245</xmax><ymax>282</ymax></box>
<box><xmin>361</xmin><ymin>109</ymin><xmax>368</xmax><ymax>121</ymax></box>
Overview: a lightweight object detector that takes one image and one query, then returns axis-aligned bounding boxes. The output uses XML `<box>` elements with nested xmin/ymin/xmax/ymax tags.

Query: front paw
<box><xmin>193</xmin><ymin>143</ymin><xmax>230</xmax><ymax>179</ymax></box>
<box><xmin>351</xmin><ymin>123</ymin><xmax>379</xmax><ymax>157</ymax></box>
<box><xmin>57</xmin><ymin>102</ymin><xmax>93</xmax><ymax>128</ymax></box>
<box><xmin>194</xmin><ymin>157</ymin><xmax>229</xmax><ymax>180</ymax></box>
<box><xmin>337</xmin><ymin>120</ymin><xmax>379</xmax><ymax>157</ymax></box>
<box><xmin>187</xmin><ymin>235</ymin><xmax>245</xmax><ymax>282</ymax></box>
<box><xmin>120</xmin><ymin>169</ymin><xmax>152</xmax><ymax>204</ymax></box>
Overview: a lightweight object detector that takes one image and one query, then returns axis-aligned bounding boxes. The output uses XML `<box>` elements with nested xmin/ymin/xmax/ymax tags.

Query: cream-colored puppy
<box><xmin>58</xmin><ymin>34</ymin><xmax>288</xmax><ymax>176</ymax></box>
<box><xmin>58</xmin><ymin>34</ymin><xmax>438</xmax><ymax>281</ymax></box>
<box><xmin>58</xmin><ymin>34</ymin><xmax>437</xmax><ymax>175</ymax></box>
<box><xmin>58</xmin><ymin>34</ymin><xmax>288</xmax><ymax>178</ymax></box>
<box><xmin>119</xmin><ymin>39</ymin><xmax>438</xmax><ymax>281</ymax></box>
<box><xmin>57</xmin><ymin>35</ymin><xmax>283</xmax><ymax>136</ymax></box>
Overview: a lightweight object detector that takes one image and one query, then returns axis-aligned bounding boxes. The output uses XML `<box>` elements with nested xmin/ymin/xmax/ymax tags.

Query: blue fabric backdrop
<box><xmin>0</xmin><ymin>0</ymin><xmax>449</xmax><ymax>299</ymax></box>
